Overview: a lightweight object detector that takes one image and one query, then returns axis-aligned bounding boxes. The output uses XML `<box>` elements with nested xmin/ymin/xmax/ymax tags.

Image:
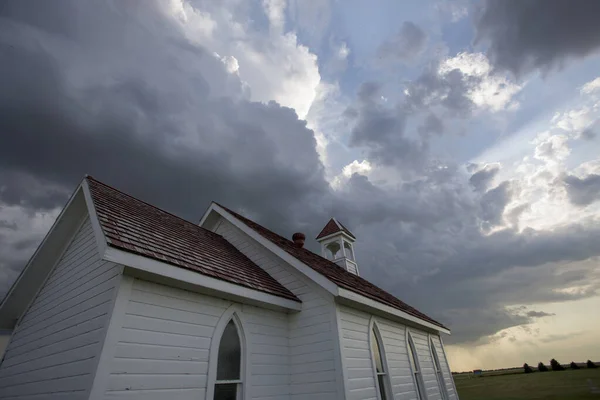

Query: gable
<box><xmin>0</xmin><ymin>183</ymin><xmax>91</xmax><ymax>329</ymax></box>
<box><xmin>205</xmin><ymin>203</ymin><xmax>449</xmax><ymax>333</ymax></box>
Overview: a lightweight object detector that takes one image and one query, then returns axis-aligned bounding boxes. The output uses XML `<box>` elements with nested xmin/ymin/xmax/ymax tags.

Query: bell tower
<box><xmin>316</xmin><ymin>218</ymin><xmax>359</xmax><ymax>275</ymax></box>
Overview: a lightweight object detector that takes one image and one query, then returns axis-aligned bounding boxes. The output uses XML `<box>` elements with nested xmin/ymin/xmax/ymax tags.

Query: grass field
<box><xmin>455</xmin><ymin>369</ymin><xmax>600</xmax><ymax>400</ymax></box>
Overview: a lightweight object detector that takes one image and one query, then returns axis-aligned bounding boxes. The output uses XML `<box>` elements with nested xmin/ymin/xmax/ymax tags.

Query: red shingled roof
<box><xmin>316</xmin><ymin>218</ymin><xmax>355</xmax><ymax>240</ymax></box>
<box><xmin>217</xmin><ymin>204</ymin><xmax>447</xmax><ymax>330</ymax></box>
<box><xmin>86</xmin><ymin>177</ymin><xmax>299</xmax><ymax>302</ymax></box>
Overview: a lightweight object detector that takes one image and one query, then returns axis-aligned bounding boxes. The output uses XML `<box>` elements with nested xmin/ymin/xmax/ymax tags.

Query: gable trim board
<box><xmin>202</xmin><ymin>203</ymin><xmax>450</xmax><ymax>335</ymax></box>
<box><xmin>103</xmin><ymin>246</ymin><xmax>302</xmax><ymax>312</ymax></box>
<box><xmin>338</xmin><ymin>289</ymin><xmax>450</xmax><ymax>335</ymax></box>
<box><xmin>0</xmin><ymin>180</ymin><xmax>89</xmax><ymax>330</ymax></box>
<box><xmin>201</xmin><ymin>203</ymin><xmax>341</xmax><ymax>296</ymax></box>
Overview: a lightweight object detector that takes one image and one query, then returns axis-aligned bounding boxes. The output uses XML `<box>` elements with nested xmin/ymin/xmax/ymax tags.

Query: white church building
<box><xmin>0</xmin><ymin>176</ymin><xmax>458</xmax><ymax>400</ymax></box>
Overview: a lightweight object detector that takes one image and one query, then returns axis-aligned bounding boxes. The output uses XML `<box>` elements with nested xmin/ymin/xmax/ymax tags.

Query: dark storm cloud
<box><xmin>348</xmin><ymin>83</ymin><xmax>428</xmax><ymax>173</ymax></box>
<box><xmin>563</xmin><ymin>174</ymin><xmax>600</xmax><ymax>206</ymax></box>
<box><xmin>475</xmin><ymin>0</ymin><xmax>600</xmax><ymax>76</ymax></box>
<box><xmin>377</xmin><ymin>21</ymin><xmax>427</xmax><ymax>64</ymax></box>
<box><xmin>2</xmin><ymin>0</ymin><xmax>600</xmax><ymax>347</ymax></box>
<box><xmin>0</xmin><ymin>0</ymin><xmax>328</xmax><ymax>231</ymax></box>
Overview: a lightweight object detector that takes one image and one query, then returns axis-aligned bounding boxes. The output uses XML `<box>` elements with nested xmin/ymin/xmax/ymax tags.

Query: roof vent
<box><xmin>292</xmin><ymin>232</ymin><xmax>306</xmax><ymax>248</ymax></box>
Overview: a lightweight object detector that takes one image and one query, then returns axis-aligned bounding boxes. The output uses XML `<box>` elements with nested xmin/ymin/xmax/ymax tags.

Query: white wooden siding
<box><xmin>215</xmin><ymin>219</ymin><xmax>339</xmax><ymax>400</ymax></box>
<box><xmin>409</xmin><ymin>331</ymin><xmax>440</xmax><ymax>400</ymax></box>
<box><xmin>99</xmin><ymin>278</ymin><xmax>291</xmax><ymax>400</ymax></box>
<box><xmin>430</xmin><ymin>336</ymin><xmax>457</xmax><ymax>400</ymax></box>
<box><xmin>0</xmin><ymin>217</ymin><xmax>121</xmax><ymax>400</ymax></box>
<box><xmin>338</xmin><ymin>306</ymin><xmax>452</xmax><ymax>400</ymax></box>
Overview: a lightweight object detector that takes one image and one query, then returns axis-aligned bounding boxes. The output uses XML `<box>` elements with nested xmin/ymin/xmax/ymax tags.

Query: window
<box><xmin>325</xmin><ymin>241</ymin><xmax>341</xmax><ymax>260</ymax></box>
<box><xmin>214</xmin><ymin>320</ymin><xmax>242</xmax><ymax>400</ymax></box>
<box><xmin>430</xmin><ymin>337</ymin><xmax>448</xmax><ymax>400</ymax></box>
<box><xmin>343</xmin><ymin>241</ymin><xmax>355</xmax><ymax>261</ymax></box>
<box><xmin>407</xmin><ymin>332</ymin><xmax>426</xmax><ymax>400</ymax></box>
<box><xmin>370</xmin><ymin>323</ymin><xmax>392</xmax><ymax>400</ymax></box>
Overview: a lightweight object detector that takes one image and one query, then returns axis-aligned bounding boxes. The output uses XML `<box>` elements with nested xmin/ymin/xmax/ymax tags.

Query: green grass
<box><xmin>455</xmin><ymin>369</ymin><xmax>600</xmax><ymax>400</ymax></box>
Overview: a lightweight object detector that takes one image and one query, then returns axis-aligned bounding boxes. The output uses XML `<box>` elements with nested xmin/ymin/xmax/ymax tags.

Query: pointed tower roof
<box><xmin>316</xmin><ymin>218</ymin><xmax>355</xmax><ymax>240</ymax></box>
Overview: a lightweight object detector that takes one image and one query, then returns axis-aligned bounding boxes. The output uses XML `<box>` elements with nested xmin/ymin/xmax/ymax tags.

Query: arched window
<box><xmin>214</xmin><ymin>319</ymin><xmax>243</xmax><ymax>400</ymax></box>
<box><xmin>430</xmin><ymin>337</ymin><xmax>448</xmax><ymax>400</ymax></box>
<box><xmin>407</xmin><ymin>332</ymin><xmax>426</xmax><ymax>400</ymax></box>
<box><xmin>370</xmin><ymin>322</ymin><xmax>392</xmax><ymax>400</ymax></box>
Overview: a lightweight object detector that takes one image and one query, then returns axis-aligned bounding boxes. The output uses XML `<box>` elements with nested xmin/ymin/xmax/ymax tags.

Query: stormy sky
<box><xmin>1</xmin><ymin>0</ymin><xmax>600</xmax><ymax>370</ymax></box>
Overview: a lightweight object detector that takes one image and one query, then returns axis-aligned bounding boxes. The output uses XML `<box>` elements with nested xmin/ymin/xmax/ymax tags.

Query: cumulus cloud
<box><xmin>476</xmin><ymin>0</ymin><xmax>600</xmax><ymax>76</ymax></box>
<box><xmin>581</xmin><ymin>77</ymin><xmax>600</xmax><ymax>95</ymax></box>
<box><xmin>438</xmin><ymin>52</ymin><xmax>522</xmax><ymax>111</ymax></box>
<box><xmin>402</xmin><ymin>52</ymin><xmax>522</xmax><ymax>117</ymax></box>
<box><xmin>377</xmin><ymin>22</ymin><xmax>427</xmax><ymax>64</ymax></box>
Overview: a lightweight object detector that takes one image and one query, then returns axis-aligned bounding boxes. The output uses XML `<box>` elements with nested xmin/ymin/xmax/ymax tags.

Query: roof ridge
<box><xmin>86</xmin><ymin>176</ymin><xmax>216</xmax><ymax>237</ymax></box>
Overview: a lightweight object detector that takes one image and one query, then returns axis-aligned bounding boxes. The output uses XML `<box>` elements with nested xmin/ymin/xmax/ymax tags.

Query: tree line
<box><xmin>523</xmin><ymin>359</ymin><xmax>598</xmax><ymax>373</ymax></box>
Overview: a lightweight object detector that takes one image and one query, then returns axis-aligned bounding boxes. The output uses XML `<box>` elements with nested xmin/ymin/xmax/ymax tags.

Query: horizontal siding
<box><xmin>0</xmin><ymin>217</ymin><xmax>121</xmax><ymax>399</ymax></box>
<box><xmin>338</xmin><ymin>306</ymin><xmax>451</xmax><ymax>400</ymax></box>
<box><xmin>103</xmin><ymin>279</ymin><xmax>227</xmax><ymax>400</ymax></box>
<box><xmin>339</xmin><ymin>306</ymin><xmax>377</xmax><ymax>400</ymax></box>
<box><xmin>216</xmin><ymin>218</ymin><xmax>338</xmax><ymax>400</ymax></box>
<box><xmin>430</xmin><ymin>336</ymin><xmax>457</xmax><ymax>400</ymax></box>
<box><xmin>102</xmin><ymin>278</ymin><xmax>291</xmax><ymax>400</ymax></box>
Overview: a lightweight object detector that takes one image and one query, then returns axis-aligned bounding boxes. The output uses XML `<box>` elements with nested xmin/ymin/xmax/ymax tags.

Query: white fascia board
<box><xmin>81</xmin><ymin>179</ymin><xmax>107</xmax><ymax>257</ymax></box>
<box><xmin>317</xmin><ymin>230</ymin><xmax>355</xmax><ymax>243</ymax></box>
<box><xmin>337</xmin><ymin>288</ymin><xmax>451</xmax><ymax>335</ymax></box>
<box><xmin>101</xmin><ymin>247</ymin><xmax>302</xmax><ymax>312</ymax></box>
<box><xmin>203</xmin><ymin>203</ymin><xmax>339</xmax><ymax>296</ymax></box>
<box><xmin>0</xmin><ymin>181</ymin><xmax>90</xmax><ymax>328</ymax></box>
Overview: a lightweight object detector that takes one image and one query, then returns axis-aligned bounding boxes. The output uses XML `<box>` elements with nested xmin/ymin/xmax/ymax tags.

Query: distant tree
<box><xmin>550</xmin><ymin>359</ymin><xmax>565</xmax><ymax>371</ymax></box>
<box><xmin>538</xmin><ymin>362</ymin><xmax>549</xmax><ymax>372</ymax></box>
<box><xmin>523</xmin><ymin>363</ymin><xmax>533</xmax><ymax>373</ymax></box>
<box><xmin>570</xmin><ymin>362</ymin><xmax>580</xmax><ymax>370</ymax></box>
<box><xmin>587</xmin><ymin>360</ymin><xmax>598</xmax><ymax>369</ymax></box>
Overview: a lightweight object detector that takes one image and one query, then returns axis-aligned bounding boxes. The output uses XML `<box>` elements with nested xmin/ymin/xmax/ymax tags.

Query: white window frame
<box><xmin>206</xmin><ymin>305</ymin><xmax>248</xmax><ymax>400</ymax></box>
<box><xmin>369</xmin><ymin>318</ymin><xmax>393</xmax><ymax>400</ymax></box>
<box><xmin>406</xmin><ymin>330</ymin><xmax>427</xmax><ymax>400</ymax></box>
<box><xmin>429</xmin><ymin>335</ymin><xmax>449</xmax><ymax>400</ymax></box>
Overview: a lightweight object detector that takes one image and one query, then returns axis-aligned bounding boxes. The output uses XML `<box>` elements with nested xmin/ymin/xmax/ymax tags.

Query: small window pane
<box><xmin>214</xmin><ymin>383</ymin><xmax>237</xmax><ymax>400</ymax></box>
<box><xmin>414</xmin><ymin>373</ymin><xmax>424</xmax><ymax>399</ymax></box>
<box><xmin>344</xmin><ymin>241</ymin><xmax>354</xmax><ymax>261</ymax></box>
<box><xmin>408</xmin><ymin>341</ymin><xmax>417</xmax><ymax>372</ymax></box>
<box><xmin>370</xmin><ymin>329</ymin><xmax>384</xmax><ymax>373</ymax></box>
<box><xmin>431</xmin><ymin>341</ymin><xmax>442</xmax><ymax>371</ymax></box>
<box><xmin>377</xmin><ymin>375</ymin><xmax>388</xmax><ymax>400</ymax></box>
<box><xmin>217</xmin><ymin>320</ymin><xmax>241</xmax><ymax>380</ymax></box>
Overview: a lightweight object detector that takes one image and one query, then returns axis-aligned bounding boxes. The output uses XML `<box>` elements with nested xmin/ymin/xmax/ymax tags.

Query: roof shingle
<box><xmin>86</xmin><ymin>177</ymin><xmax>299</xmax><ymax>302</ymax></box>
<box><xmin>316</xmin><ymin>218</ymin><xmax>356</xmax><ymax>240</ymax></box>
<box><xmin>218</xmin><ymin>204</ymin><xmax>447</xmax><ymax>330</ymax></box>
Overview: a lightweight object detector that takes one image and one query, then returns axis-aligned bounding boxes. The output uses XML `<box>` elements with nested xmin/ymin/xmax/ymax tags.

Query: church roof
<box><xmin>218</xmin><ymin>204</ymin><xmax>447</xmax><ymax>330</ymax></box>
<box><xmin>86</xmin><ymin>177</ymin><xmax>300</xmax><ymax>302</ymax></box>
<box><xmin>316</xmin><ymin>218</ymin><xmax>356</xmax><ymax>240</ymax></box>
